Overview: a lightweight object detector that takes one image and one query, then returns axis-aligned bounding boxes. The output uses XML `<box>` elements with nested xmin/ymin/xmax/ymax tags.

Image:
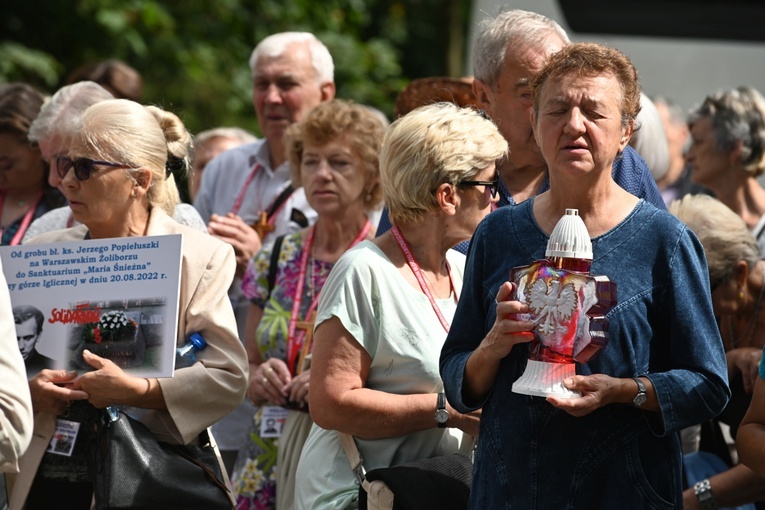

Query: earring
<box><xmin>365</xmin><ymin>192</ymin><xmax>372</xmax><ymax>203</ymax></box>
<box><xmin>739</xmin><ymin>290</ymin><xmax>745</xmax><ymax>301</ymax></box>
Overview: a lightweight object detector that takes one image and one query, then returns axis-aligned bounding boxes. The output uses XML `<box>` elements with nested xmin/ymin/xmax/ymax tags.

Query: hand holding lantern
<box><xmin>511</xmin><ymin>209</ymin><xmax>617</xmax><ymax>398</ymax></box>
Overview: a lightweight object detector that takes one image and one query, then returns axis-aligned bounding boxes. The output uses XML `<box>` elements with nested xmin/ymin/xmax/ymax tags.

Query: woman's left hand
<box><xmin>70</xmin><ymin>349</ymin><xmax>144</xmax><ymax>408</ymax></box>
<box><xmin>546</xmin><ymin>374</ymin><xmax>626</xmax><ymax>417</ymax></box>
<box><xmin>286</xmin><ymin>369</ymin><xmax>311</xmax><ymax>408</ymax></box>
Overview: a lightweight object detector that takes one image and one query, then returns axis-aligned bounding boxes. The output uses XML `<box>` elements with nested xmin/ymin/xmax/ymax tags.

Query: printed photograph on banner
<box><xmin>0</xmin><ymin>234</ymin><xmax>183</xmax><ymax>378</ymax></box>
<box><xmin>64</xmin><ymin>298</ymin><xmax>168</xmax><ymax>373</ymax></box>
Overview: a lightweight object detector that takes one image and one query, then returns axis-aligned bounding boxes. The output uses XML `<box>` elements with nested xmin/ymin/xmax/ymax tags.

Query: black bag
<box><xmin>88</xmin><ymin>410</ymin><xmax>233</xmax><ymax>510</ymax></box>
<box><xmin>358</xmin><ymin>453</ymin><xmax>473</xmax><ymax>510</ymax></box>
<box><xmin>340</xmin><ymin>432</ymin><xmax>472</xmax><ymax>510</ymax></box>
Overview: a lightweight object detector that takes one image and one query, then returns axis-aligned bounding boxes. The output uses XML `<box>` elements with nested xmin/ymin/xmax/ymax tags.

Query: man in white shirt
<box><xmin>193</xmin><ymin>31</ymin><xmax>334</xmax><ymax>472</ymax></box>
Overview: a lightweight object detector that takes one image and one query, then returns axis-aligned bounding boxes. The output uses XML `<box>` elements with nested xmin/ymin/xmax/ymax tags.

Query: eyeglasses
<box><xmin>56</xmin><ymin>156</ymin><xmax>131</xmax><ymax>181</ymax></box>
<box><xmin>458</xmin><ymin>175</ymin><xmax>499</xmax><ymax>199</ymax></box>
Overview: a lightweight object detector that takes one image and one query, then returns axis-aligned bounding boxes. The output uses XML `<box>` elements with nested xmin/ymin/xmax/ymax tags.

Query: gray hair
<box><xmin>688</xmin><ymin>86</ymin><xmax>765</xmax><ymax>176</ymax></box>
<box><xmin>629</xmin><ymin>93</ymin><xmax>670</xmax><ymax>181</ymax></box>
<box><xmin>194</xmin><ymin>127</ymin><xmax>257</xmax><ymax>147</ymax></box>
<box><xmin>669</xmin><ymin>194</ymin><xmax>760</xmax><ymax>290</ymax></box>
<box><xmin>248</xmin><ymin>32</ymin><xmax>334</xmax><ymax>84</ymax></box>
<box><xmin>380</xmin><ymin>102</ymin><xmax>508</xmax><ymax>226</ymax></box>
<box><xmin>28</xmin><ymin>82</ymin><xmax>113</xmax><ymax>144</ymax></box>
<box><xmin>472</xmin><ymin>9</ymin><xmax>569</xmax><ymax>87</ymax></box>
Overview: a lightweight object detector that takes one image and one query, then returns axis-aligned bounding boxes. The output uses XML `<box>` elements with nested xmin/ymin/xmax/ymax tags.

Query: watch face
<box><xmin>633</xmin><ymin>394</ymin><xmax>647</xmax><ymax>407</ymax></box>
<box><xmin>435</xmin><ymin>409</ymin><xmax>449</xmax><ymax>424</ymax></box>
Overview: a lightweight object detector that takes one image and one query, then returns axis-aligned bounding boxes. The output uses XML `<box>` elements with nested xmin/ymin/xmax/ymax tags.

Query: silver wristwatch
<box><xmin>435</xmin><ymin>392</ymin><xmax>449</xmax><ymax>428</ymax></box>
<box><xmin>632</xmin><ymin>377</ymin><xmax>647</xmax><ymax>407</ymax></box>
<box><xmin>693</xmin><ymin>478</ymin><xmax>718</xmax><ymax>510</ymax></box>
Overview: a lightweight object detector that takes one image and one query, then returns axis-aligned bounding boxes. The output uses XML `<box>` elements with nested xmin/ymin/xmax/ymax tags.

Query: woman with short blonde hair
<box><xmin>295</xmin><ymin>102</ymin><xmax>507</xmax><ymax>509</ymax></box>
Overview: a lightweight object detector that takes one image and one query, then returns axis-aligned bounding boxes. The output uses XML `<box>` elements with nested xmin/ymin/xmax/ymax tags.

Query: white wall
<box><xmin>468</xmin><ymin>0</ymin><xmax>765</xmax><ymax>114</ymax></box>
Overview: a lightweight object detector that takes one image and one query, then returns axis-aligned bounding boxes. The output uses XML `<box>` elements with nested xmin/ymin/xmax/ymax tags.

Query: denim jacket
<box><xmin>440</xmin><ymin>199</ymin><xmax>730</xmax><ymax>509</ymax></box>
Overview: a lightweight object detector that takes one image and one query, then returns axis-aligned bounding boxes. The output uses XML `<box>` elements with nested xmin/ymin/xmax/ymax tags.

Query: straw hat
<box><xmin>394</xmin><ymin>77</ymin><xmax>480</xmax><ymax>118</ymax></box>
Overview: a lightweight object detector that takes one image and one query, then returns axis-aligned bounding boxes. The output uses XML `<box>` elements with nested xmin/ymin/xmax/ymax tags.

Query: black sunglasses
<box><xmin>56</xmin><ymin>156</ymin><xmax>131</xmax><ymax>181</ymax></box>
<box><xmin>458</xmin><ymin>175</ymin><xmax>499</xmax><ymax>199</ymax></box>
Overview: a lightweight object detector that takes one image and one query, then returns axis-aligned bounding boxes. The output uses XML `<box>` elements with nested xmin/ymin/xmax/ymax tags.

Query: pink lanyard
<box><xmin>0</xmin><ymin>190</ymin><xmax>43</xmax><ymax>246</ymax></box>
<box><xmin>391</xmin><ymin>226</ymin><xmax>458</xmax><ymax>333</ymax></box>
<box><xmin>231</xmin><ymin>163</ymin><xmax>263</xmax><ymax>215</ymax></box>
<box><xmin>286</xmin><ymin>219</ymin><xmax>373</xmax><ymax>373</ymax></box>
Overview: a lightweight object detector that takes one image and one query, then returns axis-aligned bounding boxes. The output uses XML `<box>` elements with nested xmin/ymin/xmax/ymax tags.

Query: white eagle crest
<box><xmin>528</xmin><ymin>278</ymin><xmax>578</xmax><ymax>336</ymax></box>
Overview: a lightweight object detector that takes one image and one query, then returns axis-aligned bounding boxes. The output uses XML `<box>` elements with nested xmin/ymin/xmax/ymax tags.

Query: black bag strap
<box><xmin>166</xmin><ymin>443</ymin><xmax>231</xmax><ymax>495</ymax></box>
<box><xmin>266</xmin><ymin>235</ymin><xmax>286</xmax><ymax>301</ymax></box>
<box><xmin>266</xmin><ymin>184</ymin><xmax>295</xmax><ymax>219</ymax></box>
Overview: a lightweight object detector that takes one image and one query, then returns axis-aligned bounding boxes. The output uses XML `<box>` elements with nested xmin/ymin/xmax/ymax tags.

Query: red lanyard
<box><xmin>230</xmin><ymin>163</ymin><xmax>288</xmax><ymax>230</ymax></box>
<box><xmin>231</xmin><ymin>163</ymin><xmax>263</xmax><ymax>215</ymax></box>
<box><xmin>286</xmin><ymin>219</ymin><xmax>372</xmax><ymax>373</ymax></box>
<box><xmin>391</xmin><ymin>225</ymin><xmax>457</xmax><ymax>333</ymax></box>
<box><xmin>0</xmin><ymin>190</ymin><xmax>43</xmax><ymax>246</ymax></box>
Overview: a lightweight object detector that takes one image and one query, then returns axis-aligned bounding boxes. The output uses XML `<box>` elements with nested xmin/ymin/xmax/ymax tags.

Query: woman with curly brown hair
<box><xmin>232</xmin><ymin>99</ymin><xmax>386</xmax><ymax>510</ymax></box>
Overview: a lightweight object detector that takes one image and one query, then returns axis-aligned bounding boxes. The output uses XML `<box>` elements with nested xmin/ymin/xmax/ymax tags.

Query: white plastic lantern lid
<box><xmin>545</xmin><ymin>209</ymin><xmax>593</xmax><ymax>260</ymax></box>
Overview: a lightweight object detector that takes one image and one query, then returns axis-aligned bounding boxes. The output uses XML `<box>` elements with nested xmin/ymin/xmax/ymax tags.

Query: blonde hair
<box><xmin>669</xmin><ymin>194</ymin><xmax>760</xmax><ymax>290</ymax></box>
<box><xmin>286</xmin><ymin>100</ymin><xmax>385</xmax><ymax>210</ymax></box>
<box><xmin>72</xmin><ymin>99</ymin><xmax>191</xmax><ymax>215</ymax></box>
<box><xmin>380</xmin><ymin>103</ymin><xmax>508</xmax><ymax>225</ymax></box>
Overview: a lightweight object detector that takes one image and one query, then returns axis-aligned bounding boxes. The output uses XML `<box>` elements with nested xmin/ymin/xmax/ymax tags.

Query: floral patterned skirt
<box><xmin>232</xmin><ymin>408</ymin><xmax>277</xmax><ymax>510</ymax></box>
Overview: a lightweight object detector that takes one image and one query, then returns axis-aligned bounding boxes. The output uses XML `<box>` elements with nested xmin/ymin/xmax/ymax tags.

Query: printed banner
<box><xmin>0</xmin><ymin>234</ymin><xmax>183</xmax><ymax>378</ymax></box>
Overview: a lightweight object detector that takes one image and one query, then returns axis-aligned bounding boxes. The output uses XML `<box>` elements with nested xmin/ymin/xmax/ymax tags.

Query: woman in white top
<box><xmin>294</xmin><ymin>103</ymin><xmax>507</xmax><ymax>509</ymax></box>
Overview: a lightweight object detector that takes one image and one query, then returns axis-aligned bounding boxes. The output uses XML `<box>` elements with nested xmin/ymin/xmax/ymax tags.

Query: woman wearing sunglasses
<box><xmin>23</xmin><ymin>81</ymin><xmax>206</xmax><ymax>243</ymax></box>
<box><xmin>7</xmin><ymin>99</ymin><xmax>248</xmax><ymax>510</ymax></box>
<box><xmin>294</xmin><ymin>103</ymin><xmax>506</xmax><ymax>509</ymax></box>
<box><xmin>0</xmin><ymin>83</ymin><xmax>66</xmax><ymax>246</ymax></box>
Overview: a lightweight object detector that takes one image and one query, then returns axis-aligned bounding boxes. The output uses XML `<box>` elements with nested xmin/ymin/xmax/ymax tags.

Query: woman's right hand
<box><xmin>29</xmin><ymin>369</ymin><xmax>89</xmax><ymax>415</ymax></box>
<box><xmin>481</xmin><ymin>281</ymin><xmax>536</xmax><ymax>358</ymax></box>
<box><xmin>462</xmin><ymin>282</ymin><xmax>535</xmax><ymax>406</ymax></box>
<box><xmin>248</xmin><ymin>358</ymin><xmax>291</xmax><ymax>406</ymax></box>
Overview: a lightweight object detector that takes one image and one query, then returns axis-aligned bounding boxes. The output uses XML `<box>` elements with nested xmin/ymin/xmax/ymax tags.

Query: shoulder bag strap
<box><xmin>339</xmin><ymin>432</ymin><xmax>367</xmax><ymax>485</ymax></box>
<box><xmin>266</xmin><ymin>184</ymin><xmax>295</xmax><ymax>219</ymax></box>
<box><xmin>266</xmin><ymin>235</ymin><xmax>286</xmax><ymax>301</ymax></box>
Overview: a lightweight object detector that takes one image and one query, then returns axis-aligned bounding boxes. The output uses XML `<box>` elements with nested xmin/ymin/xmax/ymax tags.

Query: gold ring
<box><xmin>262</xmin><ymin>377</ymin><xmax>268</xmax><ymax>386</ymax></box>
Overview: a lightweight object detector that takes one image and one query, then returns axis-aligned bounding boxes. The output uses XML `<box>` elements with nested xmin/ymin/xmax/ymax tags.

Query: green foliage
<box><xmin>2</xmin><ymin>0</ymin><xmax>469</xmax><ymax>134</ymax></box>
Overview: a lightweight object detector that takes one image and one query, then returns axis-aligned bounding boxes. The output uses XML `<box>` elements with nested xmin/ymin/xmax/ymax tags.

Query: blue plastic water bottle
<box><xmin>176</xmin><ymin>332</ymin><xmax>207</xmax><ymax>368</ymax></box>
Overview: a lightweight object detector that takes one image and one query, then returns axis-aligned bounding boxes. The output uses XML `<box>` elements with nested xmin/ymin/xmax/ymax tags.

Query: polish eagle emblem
<box><xmin>528</xmin><ymin>278</ymin><xmax>578</xmax><ymax>336</ymax></box>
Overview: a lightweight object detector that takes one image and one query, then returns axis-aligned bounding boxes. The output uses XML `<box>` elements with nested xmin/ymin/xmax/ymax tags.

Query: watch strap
<box><xmin>632</xmin><ymin>377</ymin><xmax>647</xmax><ymax>407</ymax></box>
<box><xmin>435</xmin><ymin>392</ymin><xmax>448</xmax><ymax>428</ymax></box>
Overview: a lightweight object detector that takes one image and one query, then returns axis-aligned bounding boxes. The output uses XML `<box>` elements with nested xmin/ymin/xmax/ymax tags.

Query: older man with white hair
<box><xmin>193</xmin><ymin>30</ymin><xmax>334</xmax><ymax>475</ymax></box>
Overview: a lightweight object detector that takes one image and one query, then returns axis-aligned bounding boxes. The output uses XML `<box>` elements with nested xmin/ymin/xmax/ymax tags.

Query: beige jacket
<box><xmin>7</xmin><ymin>208</ymin><xmax>248</xmax><ymax>509</ymax></box>
<box><xmin>0</xmin><ymin>261</ymin><xmax>34</xmax><ymax>472</ymax></box>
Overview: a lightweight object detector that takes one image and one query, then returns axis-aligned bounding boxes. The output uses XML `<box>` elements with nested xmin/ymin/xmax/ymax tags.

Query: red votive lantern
<box><xmin>511</xmin><ymin>209</ymin><xmax>617</xmax><ymax>398</ymax></box>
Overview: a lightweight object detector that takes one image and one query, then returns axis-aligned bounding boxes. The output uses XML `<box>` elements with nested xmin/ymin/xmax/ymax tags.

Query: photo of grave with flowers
<box><xmin>67</xmin><ymin>298</ymin><xmax>168</xmax><ymax>373</ymax></box>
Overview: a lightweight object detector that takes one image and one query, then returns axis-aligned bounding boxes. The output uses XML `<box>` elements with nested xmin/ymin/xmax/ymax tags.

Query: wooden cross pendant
<box><xmin>252</xmin><ymin>210</ymin><xmax>275</xmax><ymax>239</ymax></box>
<box><xmin>295</xmin><ymin>310</ymin><xmax>317</xmax><ymax>374</ymax></box>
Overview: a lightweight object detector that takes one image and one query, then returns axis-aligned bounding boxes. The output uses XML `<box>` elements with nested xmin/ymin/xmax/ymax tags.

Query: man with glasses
<box><xmin>471</xmin><ymin>10</ymin><xmax>665</xmax><ymax>210</ymax></box>
<box><xmin>375</xmin><ymin>14</ymin><xmax>663</xmax><ymax>250</ymax></box>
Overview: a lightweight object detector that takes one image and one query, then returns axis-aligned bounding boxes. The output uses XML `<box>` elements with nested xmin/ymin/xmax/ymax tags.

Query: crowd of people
<box><xmin>0</xmin><ymin>7</ymin><xmax>764</xmax><ymax>510</ymax></box>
